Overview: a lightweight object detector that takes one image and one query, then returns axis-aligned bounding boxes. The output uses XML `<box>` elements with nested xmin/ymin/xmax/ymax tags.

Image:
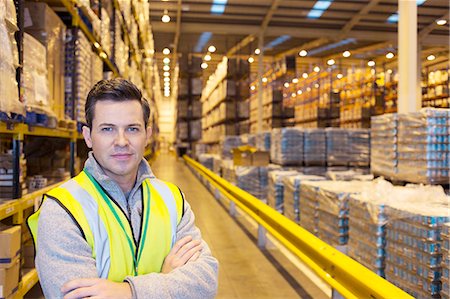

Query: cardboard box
<box><xmin>24</xmin><ymin>2</ymin><xmax>66</xmax><ymax>120</ymax></box>
<box><xmin>0</xmin><ymin>226</ymin><xmax>21</xmax><ymax>269</ymax></box>
<box><xmin>233</xmin><ymin>146</ymin><xmax>270</xmax><ymax>166</ymax></box>
<box><xmin>0</xmin><ymin>256</ymin><xmax>20</xmax><ymax>299</ymax></box>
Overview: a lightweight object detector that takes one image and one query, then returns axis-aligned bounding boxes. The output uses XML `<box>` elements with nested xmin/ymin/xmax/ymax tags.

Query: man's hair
<box><xmin>85</xmin><ymin>78</ymin><xmax>151</xmax><ymax>128</ymax></box>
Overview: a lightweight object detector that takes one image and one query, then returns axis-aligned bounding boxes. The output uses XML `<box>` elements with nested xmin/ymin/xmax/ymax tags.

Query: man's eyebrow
<box><xmin>128</xmin><ymin>123</ymin><xmax>143</xmax><ymax>127</ymax></box>
<box><xmin>98</xmin><ymin>123</ymin><xmax>116</xmax><ymax>127</ymax></box>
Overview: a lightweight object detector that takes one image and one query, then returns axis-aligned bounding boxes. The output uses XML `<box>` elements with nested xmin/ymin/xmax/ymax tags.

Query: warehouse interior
<box><xmin>0</xmin><ymin>0</ymin><xmax>449</xmax><ymax>298</ymax></box>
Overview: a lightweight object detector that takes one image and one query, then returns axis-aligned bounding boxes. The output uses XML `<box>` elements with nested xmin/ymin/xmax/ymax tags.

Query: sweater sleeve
<box><xmin>35</xmin><ymin>198</ymin><xmax>98</xmax><ymax>299</ymax></box>
<box><xmin>125</xmin><ymin>200</ymin><xmax>219</xmax><ymax>299</ymax></box>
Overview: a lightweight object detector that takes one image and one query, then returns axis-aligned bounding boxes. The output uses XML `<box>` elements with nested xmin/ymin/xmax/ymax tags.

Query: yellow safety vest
<box><xmin>28</xmin><ymin>170</ymin><xmax>184</xmax><ymax>282</ymax></box>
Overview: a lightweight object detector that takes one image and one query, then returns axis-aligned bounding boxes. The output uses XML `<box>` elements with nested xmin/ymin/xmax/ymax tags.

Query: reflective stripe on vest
<box><xmin>28</xmin><ymin>170</ymin><xmax>184</xmax><ymax>282</ymax></box>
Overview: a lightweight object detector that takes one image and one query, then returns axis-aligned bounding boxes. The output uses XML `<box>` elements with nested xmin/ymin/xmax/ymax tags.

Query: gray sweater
<box><xmin>35</xmin><ymin>153</ymin><xmax>218</xmax><ymax>298</ymax></box>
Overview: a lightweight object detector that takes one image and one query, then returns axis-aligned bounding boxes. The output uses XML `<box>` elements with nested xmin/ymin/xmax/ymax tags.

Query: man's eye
<box><xmin>128</xmin><ymin>127</ymin><xmax>139</xmax><ymax>132</ymax></box>
<box><xmin>101</xmin><ymin>127</ymin><xmax>113</xmax><ymax>132</ymax></box>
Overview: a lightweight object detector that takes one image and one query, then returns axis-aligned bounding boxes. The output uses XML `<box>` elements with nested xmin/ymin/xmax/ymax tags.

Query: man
<box><xmin>28</xmin><ymin>79</ymin><xmax>219</xmax><ymax>298</ymax></box>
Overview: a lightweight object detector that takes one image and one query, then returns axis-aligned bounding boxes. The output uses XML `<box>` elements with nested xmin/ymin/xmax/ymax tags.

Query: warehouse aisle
<box><xmin>151</xmin><ymin>153</ymin><xmax>325</xmax><ymax>299</ymax></box>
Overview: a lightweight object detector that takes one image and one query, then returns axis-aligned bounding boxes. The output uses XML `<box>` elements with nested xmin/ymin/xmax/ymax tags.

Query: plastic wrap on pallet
<box><xmin>348</xmin><ymin>129</ymin><xmax>370</xmax><ymax>166</ymax></box>
<box><xmin>267</xmin><ymin>170</ymin><xmax>299</xmax><ymax>213</ymax></box>
<box><xmin>220</xmin><ymin>136</ymin><xmax>243</xmax><ymax>159</ymax></box>
<box><xmin>256</xmin><ymin>131</ymin><xmax>271</xmax><ymax>151</ymax></box>
<box><xmin>283</xmin><ymin>174</ymin><xmax>325</xmax><ymax>223</ymax></box>
<box><xmin>0</xmin><ymin>4</ymin><xmax>22</xmax><ymax>116</ymax></box>
<box><xmin>212</xmin><ymin>155</ymin><xmax>221</xmax><ymax>175</ymax></box>
<box><xmin>300</xmin><ymin>180</ymin><xmax>373</xmax><ymax>247</ymax></box>
<box><xmin>235</xmin><ymin>166</ymin><xmax>268</xmax><ymax>201</ymax></box>
<box><xmin>198</xmin><ymin>154</ymin><xmax>215</xmax><ymax>171</ymax></box>
<box><xmin>326</xmin><ymin>128</ymin><xmax>349</xmax><ymax>166</ymax></box>
<box><xmin>326</xmin><ymin>169</ymin><xmax>373</xmax><ymax>181</ymax></box>
<box><xmin>396</xmin><ymin>108</ymin><xmax>450</xmax><ymax>184</ymax></box>
<box><xmin>241</xmin><ymin>134</ymin><xmax>257</xmax><ymax>147</ymax></box>
<box><xmin>384</xmin><ymin>198</ymin><xmax>450</xmax><ymax>299</ymax></box>
<box><xmin>270</xmin><ymin>128</ymin><xmax>304</xmax><ymax>165</ymax></box>
<box><xmin>193</xmin><ymin>143</ymin><xmax>208</xmax><ymax>160</ymax></box>
<box><xmin>370</xmin><ymin>113</ymin><xmax>399</xmax><ymax>177</ymax></box>
<box><xmin>221</xmin><ymin>159</ymin><xmax>235</xmax><ymax>183</ymax></box>
<box><xmin>303</xmin><ymin>129</ymin><xmax>326</xmax><ymax>166</ymax></box>
<box><xmin>23</xmin><ymin>33</ymin><xmax>52</xmax><ymax>115</ymax></box>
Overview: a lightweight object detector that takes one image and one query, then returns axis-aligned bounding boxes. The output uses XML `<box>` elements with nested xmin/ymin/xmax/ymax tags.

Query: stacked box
<box><xmin>270</xmin><ymin>128</ymin><xmax>303</xmax><ymax>165</ymax></box>
<box><xmin>0</xmin><ymin>0</ymin><xmax>23</xmax><ymax>116</ymax></box>
<box><xmin>326</xmin><ymin>169</ymin><xmax>373</xmax><ymax>181</ymax></box>
<box><xmin>303</xmin><ymin>129</ymin><xmax>326</xmax><ymax>166</ymax></box>
<box><xmin>385</xmin><ymin>201</ymin><xmax>450</xmax><ymax>299</ymax></box>
<box><xmin>370</xmin><ymin>114</ymin><xmax>398</xmax><ymax>177</ymax></box>
<box><xmin>177</xmin><ymin>122</ymin><xmax>188</xmax><ymax>140</ymax></box>
<box><xmin>198</xmin><ymin>154</ymin><xmax>214</xmax><ymax>171</ymax></box>
<box><xmin>267</xmin><ymin>170</ymin><xmax>299</xmax><ymax>213</ymax></box>
<box><xmin>24</xmin><ymin>2</ymin><xmax>66</xmax><ymax>120</ymax></box>
<box><xmin>190</xmin><ymin>120</ymin><xmax>202</xmax><ymax>140</ymax></box>
<box><xmin>256</xmin><ymin>131</ymin><xmax>271</xmax><ymax>151</ymax></box>
<box><xmin>23</xmin><ymin>33</ymin><xmax>50</xmax><ymax>115</ymax></box>
<box><xmin>442</xmin><ymin>223</ymin><xmax>450</xmax><ymax>299</ymax></box>
<box><xmin>212</xmin><ymin>155</ymin><xmax>221</xmax><ymax>175</ymax></box>
<box><xmin>221</xmin><ymin>159</ymin><xmax>235</xmax><ymax>183</ymax></box>
<box><xmin>325</xmin><ymin>128</ymin><xmax>349</xmax><ymax>166</ymax></box>
<box><xmin>113</xmin><ymin>10</ymin><xmax>129</xmax><ymax>75</ymax></box>
<box><xmin>283</xmin><ymin>174</ymin><xmax>325</xmax><ymax>223</ymax></box>
<box><xmin>100</xmin><ymin>8</ymin><xmax>112</xmax><ymax>57</ymax></box>
<box><xmin>348</xmin><ymin>129</ymin><xmax>370</xmax><ymax>167</ymax></box>
<box><xmin>0</xmin><ymin>225</ymin><xmax>21</xmax><ymax>299</ymax></box>
<box><xmin>220</xmin><ymin>136</ymin><xmax>242</xmax><ymax>159</ymax></box>
<box><xmin>300</xmin><ymin>181</ymin><xmax>372</xmax><ymax>246</ymax></box>
<box><xmin>235</xmin><ymin>166</ymin><xmax>268</xmax><ymax>201</ymax></box>
<box><xmin>397</xmin><ymin>108</ymin><xmax>449</xmax><ymax>184</ymax></box>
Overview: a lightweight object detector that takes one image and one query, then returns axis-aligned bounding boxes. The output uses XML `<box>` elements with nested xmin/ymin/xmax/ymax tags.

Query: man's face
<box><xmin>82</xmin><ymin>100</ymin><xmax>151</xmax><ymax>182</ymax></box>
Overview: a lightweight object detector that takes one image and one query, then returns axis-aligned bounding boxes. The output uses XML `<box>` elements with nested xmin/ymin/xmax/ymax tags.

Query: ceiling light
<box><xmin>161</xmin><ymin>10</ymin><xmax>170</xmax><ymax>23</ymax></box>
<box><xmin>164</xmin><ymin>71</ymin><xmax>170</xmax><ymax>77</ymax></box>
<box><xmin>163</xmin><ymin>58</ymin><xmax>170</xmax><ymax>64</ymax></box>
<box><xmin>367</xmin><ymin>60</ymin><xmax>375</xmax><ymax>67</ymax></box>
<box><xmin>255</xmin><ymin>48</ymin><xmax>261</xmax><ymax>55</ymax></box>
<box><xmin>306</xmin><ymin>87</ymin><xmax>311</xmax><ymax>92</ymax></box>
<box><xmin>343</xmin><ymin>51</ymin><xmax>351</xmax><ymax>57</ymax></box>
<box><xmin>292</xmin><ymin>78</ymin><xmax>299</xmax><ymax>83</ymax></box>
<box><xmin>436</xmin><ymin>19</ymin><xmax>447</xmax><ymax>26</ymax></box>
<box><xmin>302</xmin><ymin>72</ymin><xmax>308</xmax><ymax>79</ymax></box>
<box><xmin>427</xmin><ymin>54</ymin><xmax>436</xmax><ymax>61</ymax></box>
<box><xmin>201</xmin><ymin>62</ymin><xmax>208</xmax><ymax>69</ymax></box>
<box><xmin>387</xmin><ymin>69</ymin><xmax>393</xmax><ymax>74</ymax></box>
<box><xmin>163</xmin><ymin>48</ymin><xmax>171</xmax><ymax>55</ymax></box>
<box><xmin>313</xmin><ymin>66</ymin><xmax>320</xmax><ymax>72</ymax></box>
<box><xmin>291</xmin><ymin>93</ymin><xmax>296</xmax><ymax>97</ymax></box>
<box><xmin>204</xmin><ymin>54</ymin><xmax>211</xmax><ymax>61</ymax></box>
<box><xmin>314</xmin><ymin>83</ymin><xmax>319</xmax><ymax>88</ymax></box>
<box><xmin>297</xmin><ymin>90</ymin><xmax>303</xmax><ymax>95</ymax></box>
<box><xmin>386</xmin><ymin>52</ymin><xmax>394</xmax><ymax>59</ymax></box>
<box><xmin>94</xmin><ymin>42</ymin><xmax>100</xmax><ymax>49</ymax></box>
<box><xmin>248</xmin><ymin>56</ymin><xmax>254</xmax><ymax>63</ymax></box>
<box><xmin>337</xmin><ymin>73</ymin><xmax>343</xmax><ymax>79</ymax></box>
<box><xmin>163</xmin><ymin>65</ymin><xmax>170</xmax><ymax>71</ymax></box>
<box><xmin>299</xmin><ymin>50</ymin><xmax>307</xmax><ymax>57</ymax></box>
<box><xmin>327</xmin><ymin>59</ymin><xmax>335</xmax><ymax>66</ymax></box>
<box><xmin>164</xmin><ymin>77</ymin><xmax>170</xmax><ymax>82</ymax></box>
<box><xmin>164</xmin><ymin>82</ymin><xmax>170</xmax><ymax>87</ymax></box>
<box><xmin>284</xmin><ymin>82</ymin><xmax>289</xmax><ymax>88</ymax></box>
<box><xmin>250</xmin><ymin>85</ymin><xmax>256</xmax><ymax>91</ymax></box>
<box><xmin>262</xmin><ymin>77</ymin><xmax>268</xmax><ymax>83</ymax></box>
<box><xmin>208</xmin><ymin>45</ymin><xmax>216</xmax><ymax>53</ymax></box>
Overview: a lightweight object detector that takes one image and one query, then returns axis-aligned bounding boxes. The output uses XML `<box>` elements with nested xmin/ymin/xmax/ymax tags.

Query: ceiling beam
<box><xmin>418</xmin><ymin>12</ymin><xmax>450</xmax><ymax>41</ymax></box>
<box><xmin>338</xmin><ymin>0</ymin><xmax>381</xmax><ymax>39</ymax></box>
<box><xmin>324</xmin><ymin>41</ymin><xmax>393</xmax><ymax>60</ymax></box>
<box><xmin>152</xmin><ymin>22</ymin><xmax>449</xmax><ymax>46</ymax></box>
<box><xmin>226</xmin><ymin>35</ymin><xmax>256</xmax><ymax>56</ymax></box>
<box><xmin>275</xmin><ymin>37</ymin><xmax>329</xmax><ymax>59</ymax></box>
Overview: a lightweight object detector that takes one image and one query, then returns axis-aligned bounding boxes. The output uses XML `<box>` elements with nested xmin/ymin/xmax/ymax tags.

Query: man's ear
<box><xmin>145</xmin><ymin>126</ymin><xmax>152</xmax><ymax>146</ymax></box>
<box><xmin>82</xmin><ymin>126</ymin><xmax>93</xmax><ymax>148</ymax></box>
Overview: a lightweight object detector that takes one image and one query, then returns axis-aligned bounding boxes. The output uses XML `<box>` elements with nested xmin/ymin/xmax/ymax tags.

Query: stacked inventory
<box><xmin>249</xmin><ymin>87</ymin><xmax>286</xmax><ymax>133</ymax></box>
<box><xmin>370</xmin><ymin>113</ymin><xmax>398</xmax><ymax>177</ymax></box>
<box><xmin>267</xmin><ymin>170</ymin><xmax>299</xmax><ymax>213</ymax></box>
<box><xmin>0</xmin><ymin>151</ymin><xmax>26</xmax><ymax>200</ymax></box>
<box><xmin>326</xmin><ymin>128</ymin><xmax>349</xmax><ymax>166</ymax></box>
<box><xmin>201</xmin><ymin>57</ymin><xmax>250</xmax><ymax>143</ymax></box>
<box><xmin>235</xmin><ymin>166</ymin><xmax>268</xmax><ymax>201</ymax></box>
<box><xmin>422</xmin><ymin>69</ymin><xmax>450</xmax><ymax>108</ymax></box>
<box><xmin>198</xmin><ymin>154</ymin><xmax>215</xmax><ymax>172</ymax></box>
<box><xmin>256</xmin><ymin>131</ymin><xmax>271</xmax><ymax>151</ymax></box>
<box><xmin>270</xmin><ymin>128</ymin><xmax>303</xmax><ymax>165</ymax></box>
<box><xmin>385</xmin><ymin>200</ymin><xmax>449</xmax><ymax>299</ymax></box>
<box><xmin>220</xmin><ymin>136</ymin><xmax>243</xmax><ymax>159</ymax></box>
<box><xmin>348</xmin><ymin>129</ymin><xmax>370</xmax><ymax>167</ymax></box>
<box><xmin>283</xmin><ymin>174</ymin><xmax>325</xmax><ymax>223</ymax></box>
<box><xmin>300</xmin><ymin>181</ymin><xmax>372</xmax><ymax>247</ymax></box>
<box><xmin>303</xmin><ymin>129</ymin><xmax>326</xmax><ymax>166</ymax></box>
<box><xmin>442</xmin><ymin>223</ymin><xmax>450</xmax><ymax>299</ymax></box>
<box><xmin>0</xmin><ymin>224</ymin><xmax>21</xmax><ymax>299</ymax></box>
<box><xmin>0</xmin><ymin>0</ymin><xmax>22</xmax><ymax>117</ymax></box>
<box><xmin>397</xmin><ymin>108</ymin><xmax>449</xmax><ymax>184</ymax></box>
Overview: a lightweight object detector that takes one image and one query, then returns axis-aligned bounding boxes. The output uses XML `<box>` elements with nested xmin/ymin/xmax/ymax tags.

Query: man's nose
<box><xmin>115</xmin><ymin>130</ymin><xmax>129</xmax><ymax>147</ymax></box>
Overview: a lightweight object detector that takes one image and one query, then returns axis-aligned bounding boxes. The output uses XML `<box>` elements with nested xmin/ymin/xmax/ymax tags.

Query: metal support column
<box><xmin>398</xmin><ymin>0</ymin><xmax>420</xmax><ymax>113</ymax></box>
<box><xmin>12</xmin><ymin>133</ymin><xmax>23</xmax><ymax>199</ymax></box>
<box><xmin>257</xmin><ymin>32</ymin><xmax>264</xmax><ymax>147</ymax></box>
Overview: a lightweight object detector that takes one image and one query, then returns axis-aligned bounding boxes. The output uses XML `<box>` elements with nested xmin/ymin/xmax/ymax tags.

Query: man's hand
<box><xmin>162</xmin><ymin>235</ymin><xmax>203</xmax><ymax>274</ymax></box>
<box><xmin>61</xmin><ymin>278</ymin><xmax>132</xmax><ymax>299</ymax></box>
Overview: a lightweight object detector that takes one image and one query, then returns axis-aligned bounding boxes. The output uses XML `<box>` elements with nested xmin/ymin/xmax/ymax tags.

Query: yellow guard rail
<box><xmin>183</xmin><ymin>155</ymin><xmax>413</xmax><ymax>299</ymax></box>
